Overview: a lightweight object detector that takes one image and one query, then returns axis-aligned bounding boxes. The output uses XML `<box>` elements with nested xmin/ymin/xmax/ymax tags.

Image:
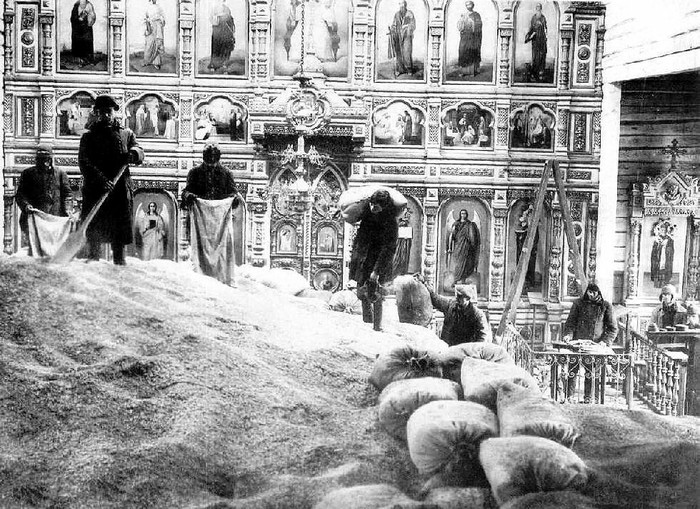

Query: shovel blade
<box><xmin>50</xmin><ymin>229</ymin><xmax>87</xmax><ymax>264</ymax></box>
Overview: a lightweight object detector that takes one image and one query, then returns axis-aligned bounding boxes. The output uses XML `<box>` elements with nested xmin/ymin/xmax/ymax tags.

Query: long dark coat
<box><xmin>182</xmin><ymin>163</ymin><xmax>238</xmax><ymax>201</ymax></box>
<box><xmin>15</xmin><ymin>164</ymin><xmax>72</xmax><ymax>234</ymax></box>
<box><xmin>428</xmin><ymin>289</ymin><xmax>490</xmax><ymax>345</ymax></box>
<box><xmin>79</xmin><ymin>122</ymin><xmax>142</xmax><ymax>245</ymax></box>
<box><xmin>564</xmin><ymin>292</ymin><xmax>618</xmax><ymax>346</ymax></box>
<box><xmin>349</xmin><ymin>202</ymin><xmax>398</xmax><ymax>287</ymax></box>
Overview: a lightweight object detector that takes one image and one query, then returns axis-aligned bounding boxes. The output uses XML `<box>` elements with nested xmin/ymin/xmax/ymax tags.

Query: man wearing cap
<box><xmin>415</xmin><ymin>274</ymin><xmax>491</xmax><ymax>345</ymax></box>
<box><xmin>79</xmin><ymin>94</ymin><xmax>144</xmax><ymax>265</ymax></box>
<box><xmin>562</xmin><ymin>283</ymin><xmax>618</xmax><ymax>402</ymax></box>
<box><xmin>650</xmin><ymin>284</ymin><xmax>687</xmax><ymax>329</ymax></box>
<box><xmin>15</xmin><ymin>145</ymin><xmax>73</xmax><ymax>255</ymax></box>
<box><xmin>349</xmin><ymin>189</ymin><xmax>399</xmax><ymax>332</ymax></box>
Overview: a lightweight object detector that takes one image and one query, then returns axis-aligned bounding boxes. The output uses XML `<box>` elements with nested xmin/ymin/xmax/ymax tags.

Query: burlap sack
<box><xmin>394</xmin><ymin>275</ymin><xmax>433</xmax><ymax>327</ymax></box>
<box><xmin>312</xmin><ymin>484</ymin><xmax>413</xmax><ymax>509</ymax></box>
<box><xmin>423</xmin><ymin>487</ymin><xmax>497</xmax><ymax>509</ymax></box>
<box><xmin>497</xmin><ymin>382</ymin><xmax>579</xmax><ymax>448</ymax></box>
<box><xmin>438</xmin><ymin>343</ymin><xmax>514</xmax><ymax>384</ymax></box>
<box><xmin>499</xmin><ymin>491</ymin><xmax>598</xmax><ymax>509</ymax></box>
<box><xmin>377</xmin><ymin>378</ymin><xmax>461</xmax><ymax>440</ymax></box>
<box><xmin>406</xmin><ymin>401</ymin><xmax>498</xmax><ymax>477</ymax></box>
<box><xmin>329</xmin><ymin>289</ymin><xmax>363</xmax><ymax>314</ymax></box>
<box><xmin>478</xmin><ymin>437</ymin><xmax>589</xmax><ymax>506</ymax></box>
<box><xmin>339</xmin><ymin>185</ymin><xmax>408</xmax><ymax>224</ymax></box>
<box><xmin>369</xmin><ymin>346</ymin><xmax>443</xmax><ymax>391</ymax></box>
<box><xmin>460</xmin><ymin>357</ymin><xmax>540</xmax><ymax>412</ymax></box>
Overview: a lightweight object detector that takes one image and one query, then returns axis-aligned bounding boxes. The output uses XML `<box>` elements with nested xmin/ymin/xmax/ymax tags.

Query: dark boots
<box><xmin>87</xmin><ymin>240</ymin><xmax>101</xmax><ymax>262</ymax></box>
<box><xmin>372</xmin><ymin>299</ymin><xmax>383</xmax><ymax>332</ymax></box>
<box><xmin>361</xmin><ymin>298</ymin><xmax>373</xmax><ymax>324</ymax></box>
<box><xmin>360</xmin><ymin>296</ymin><xmax>383</xmax><ymax>331</ymax></box>
<box><xmin>112</xmin><ymin>243</ymin><xmax>126</xmax><ymax>265</ymax></box>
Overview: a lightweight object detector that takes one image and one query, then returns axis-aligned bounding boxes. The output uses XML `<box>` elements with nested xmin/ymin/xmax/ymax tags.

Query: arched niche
<box><xmin>437</xmin><ymin>197</ymin><xmax>491</xmax><ymax>297</ymax></box>
<box><xmin>195</xmin><ymin>0</ymin><xmax>249</xmax><ymax>77</ymax></box>
<box><xmin>506</xmin><ymin>198</ymin><xmax>548</xmax><ymax>294</ymax></box>
<box><xmin>272</xmin><ymin>0</ymin><xmax>353</xmax><ymax>79</ymax></box>
<box><xmin>124</xmin><ymin>93</ymin><xmax>179</xmax><ymax>140</ymax></box>
<box><xmin>391</xmin><ymin>195</ymin><xmax>424</xmax><ymax>278</ymax></box>
<box><xmin>375</xmin><ymin>0</ymin><xmax>429</xmax><ymax>82</ymax></box>
<box><xmin>443</xmin><ymin>0</ymin><xmax>499</xmax><ymax>83</ymax></box>
<box><xmin>513</xmin><ymin>0</ymin><xmax>560</xmax><ymax>85</ymax></box>
<box><xmin>131</xmin><ymin>190</ymin><xmax>178</xmax><ymax>261</ymax></box>
<box><xmin>56</xmin><ymin>91</ymin><xmax>95</xmax><ymax>137</ymax></box>
<box><xmin>193</xmin><ymin>96</ymin><xmax>247</xmax><ymax>143</ymax></box>
<box><xmin>510</xmin><ymin>103</ymin><xmax>555</xmax><ymax>150</ymax></box>
<box><xmin>441</xmin><ymin>101</ymin><xmax>495</xmax><ymax>148</ymax></box>
<box><xmin>372</xmin><ymin>100</ymin><xmax>426</xmax><ymax>147</ymax></box>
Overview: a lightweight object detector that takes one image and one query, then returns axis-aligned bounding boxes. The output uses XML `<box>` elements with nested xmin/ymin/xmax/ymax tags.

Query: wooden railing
<box><xmin>627</xmin><ymin>329</ymin><xmax>688</xmax><ymax>416</ymax></box>
<box><xmin>497</xmin><ymin>324</ymin><xmax>633</xmax><ymax>408</ymax></box>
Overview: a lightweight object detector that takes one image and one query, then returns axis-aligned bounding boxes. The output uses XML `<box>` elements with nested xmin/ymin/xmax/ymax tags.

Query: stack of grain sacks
<box><xmin>315</xmin><ymin>341</ymin><xmax>589</xmax><ymax>509</ymax></box>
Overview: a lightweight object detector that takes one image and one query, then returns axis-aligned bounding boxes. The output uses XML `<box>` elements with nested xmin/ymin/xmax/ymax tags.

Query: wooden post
<box><xmin>496</xmin><ymin>161</ymin><xmax>552</xmax><ymax>338</ymax></box>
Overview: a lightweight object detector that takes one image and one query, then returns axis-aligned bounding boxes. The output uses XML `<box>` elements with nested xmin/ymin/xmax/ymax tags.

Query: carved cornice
<box><xmin>371</xmin><ymin>165</ymin><xmax>424</xmax><ymax>175</ymax></box>
<box><xmin>441</xmin><ymin>167</ymin><xmax>494</xmax><ymax>177</ymax></box>
<box><xmin>438</xmin><ymin>188</ymin><xmax>495</xmax><ymax>200</ymax></box>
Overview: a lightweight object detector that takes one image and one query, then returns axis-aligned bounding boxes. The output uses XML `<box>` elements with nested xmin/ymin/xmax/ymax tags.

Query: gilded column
<box><xmin>429</xmin><ymin>24</ymin><xmax>442</xmax><ymax>85</ymax></box>
<box><xmin>627</xmin><ymin>219</ymin><xmax>642</xmax><ymax>299</ymax></box>
<box><xmin>595</xmin><ymin>27</ymin><xmax>605</xmax><ymax>92</ymax></box>
<box><xmin>686</xmin><ymin>218</ymin><xmax>700</xmax><ymax>300</ymax></box>
<box><xmin>423</xmin><ymin>188</ymin><xmax>439</xmax><ymax>287</ymax></box>
<box><xmin>558</xmin><ymin>28</ymin><xmax>573</xmax><ymax>89</ymax></box>
<box><xmin>548</xmin><ymin>207</ymin><xmax>563</xmax><ymax>303</ymax></box>
<box><xmin>4</xmin><ymin>12</ymin><xmax>15</xmax><ymax>74</ymax></box>
<box><xmin>498</xmin><ymin>28</ymin><xmax>512</xmax><ymax>87</ymax></box>
<box><xmin>490</xmin><ymin>208</ymin><xmax>507</xmax><ymax>301</ymax></box>
<box><xmin>109</xmin><ymin>16</ymin><xmax>124</xmax><ymax>76</ymax></box>
<box><xmin>352</xmin><ymin>26</ymin><xmax>367</xmax><ymax>84</ymax></box>
<box><xmin>39</xmin><ymin>13</ymin><xmax>54</xmax><ymax>75</ymax></box>
<box><xmin>4</xmin><ymin>178</ymin><xmax>15</xmax><ymax>254</ymax></box>
<box><xmin>180</xmin><ymin>19</ymin><xmax>194</xmax><ymax>77</ymax></box>
<box><xmin>587</xmin><ymin>203</ymin><xmax>598</xmax><ymax>281</ymax></box>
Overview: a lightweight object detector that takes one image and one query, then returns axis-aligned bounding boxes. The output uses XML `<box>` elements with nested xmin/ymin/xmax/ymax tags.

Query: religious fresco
<box><xmin>510</xmin><ymin>104</ymin><xmax>555</xmax><ymax>150</ymax></box>
<box><xmin>507</xmin><ymin>198</ymin><xmax>546</xmax><ymax>292</ymax></box>
<box><xmin>273</xmin><ymin>0</ymin><xmax>351</xmax><ymax>78</ymax></box>
<box><xmin>439</xmin><ymin>198</ymin><xmax>490</xmax><ymax>295</ymax></box>
<box><xmin>372</xmin><ymin>101</ymin><xmax>425</xmax><ymax>146</ymax></box>
<box><xmin>194</xmin><ymin>97</ymin><xmax>246</xmax><ymax>142</ymax></box>
<box><xmin>196</xmin><ymin>0</ymin><xmax>247</xmax><ymax>76</ymax></box>
<box><xmin>277</xmin><ymin>223</ymin><xmax>298</xmax><ymax>253</ymax></box>
<box><xmin>56</xmin><ymin>92</ymin><xmax>95</xmax><ymax>137</ymax></box>
<box><xmin>443</xmin><ymin>0</ymin><xmax>498</xmax><ymax>83</ymax></box>
<box><xmin>57</xmin><ymin>0</ymin><xmax>109</xmax><ymax>72</ymax></box>
<box><xmin>126</xmin><ymin>0</ymin><xmax>178</xmax><ymax>74</ymax></box>
<box><xmin>124</xmin><ymin>95</ymin><xmax>178</xmax><ymax>140</ymax></box>
<box><xmin>640</xmin><ymin>217</ymin><xmax>687</xmax><ymax>297</ymax></box>
<box><xmin>441</xmin><ymin>103</ymin><xmax>494</xmax><ymax>148</ymax></box>
<box><xmin>513</xmin><ymin>1</ymin><xmax>559</xmax><ymax>85</ymax></box>
<box><xmin>131</xmin><ymin>191</ymin><xmax>176</xmax><ymax>261</ymax></box>
<box><xmin>375</xmin><ymin>0</ymin><xmax>428</xmax><ymax>81</ymax></box>
<box><xmin>313</xmin><ymin>268</ymin><xmax>340</xmax><ymax>291</ymax></box>
<box><xmin>391</xmin><ymin>197</ymin><xmax>423</xmax><ymax>279</ymax></box>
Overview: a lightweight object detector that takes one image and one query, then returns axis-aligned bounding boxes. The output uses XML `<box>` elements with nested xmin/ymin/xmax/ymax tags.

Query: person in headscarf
<box><xmin>650</xmin><ymin>284</ymin><xmax>687</xmax><ymax>329</ymax></box>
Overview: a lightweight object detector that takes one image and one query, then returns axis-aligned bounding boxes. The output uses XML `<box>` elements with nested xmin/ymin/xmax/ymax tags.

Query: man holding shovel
<box><xmin>78</xmin><ymin>94</ymin><xmax>144</xmax><ymax>265</ymax></box>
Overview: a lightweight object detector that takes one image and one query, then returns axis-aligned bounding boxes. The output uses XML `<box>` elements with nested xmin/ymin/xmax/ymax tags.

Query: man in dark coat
<box><xmin>79</xmin><ymin>94</ymin><xmax>144</xmax><ymax>265</ymax></box>
<box><xmin>349</xmin><ymin>189</ymin><xmax>399</xmax><ymax>332</ymax></box>
<box><xmin>15</xmin><ymin>145</ymin><xmax>73</xmax><ymax>255</ymax></box>
<box><xmin>415</xmin><ymin>276</ymin><xmax>491</xmax><ymax>345</ymax></box>
<box><xmin>181</xmin><ymin>144</ymin><xmax>239</xmax><ymax>203</ymax></box>
<box><xmin>562</xmin><ymin>282</ymin><xmax>618</xmax><ymax>402</ymax></box>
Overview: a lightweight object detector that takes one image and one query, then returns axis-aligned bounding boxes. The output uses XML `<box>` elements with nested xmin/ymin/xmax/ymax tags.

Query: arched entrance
<box><xmin>268</xmin><ymin>164</ymin><xmax>346</xmax><ymax>291</ymax></box>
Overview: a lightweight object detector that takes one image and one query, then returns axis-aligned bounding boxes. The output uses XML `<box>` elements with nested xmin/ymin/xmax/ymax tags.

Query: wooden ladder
<box><xmin>495</xmin><ymin>160</ymin><xmax>589</xmax><ymax>338</ymax></box>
